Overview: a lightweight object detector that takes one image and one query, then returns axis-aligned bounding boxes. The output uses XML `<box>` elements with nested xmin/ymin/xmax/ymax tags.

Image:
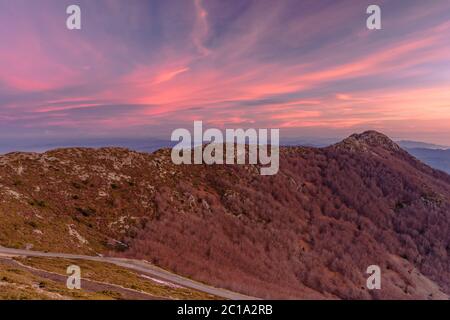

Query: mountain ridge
<box><xmin>0</xmin><ymin>132</ymin><xmax>449</xmax><ymax>299</ymax></box>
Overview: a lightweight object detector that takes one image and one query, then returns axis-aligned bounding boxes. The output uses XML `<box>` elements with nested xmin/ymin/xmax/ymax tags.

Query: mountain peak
<box><xmin>334</xmin><ymin>130</ymin><xmax>401</xmax><ymax>153</ymax></box>
<box><xmin>0</xmin><ymin>134</ymin><xmax>449</xmax><ymax>300</ymax></box>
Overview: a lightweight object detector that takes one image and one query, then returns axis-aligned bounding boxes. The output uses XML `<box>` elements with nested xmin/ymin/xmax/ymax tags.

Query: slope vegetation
<box><xmin>0</xmin><ymin>131</ymin><xmax>449</xmax><ymax>299</ymax></box>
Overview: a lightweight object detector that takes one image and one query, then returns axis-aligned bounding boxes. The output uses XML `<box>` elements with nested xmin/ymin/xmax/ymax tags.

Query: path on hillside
<box><xmin>0</xmin><ymin>246</ymin><xmax>259</xmax><ymax>300</ymax></box>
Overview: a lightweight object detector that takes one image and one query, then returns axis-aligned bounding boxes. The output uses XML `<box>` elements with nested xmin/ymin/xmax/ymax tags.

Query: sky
<box><xmin>0</xmin><ymin>0</ymin><xmax>450</xmax><ymax>149</ymax></box>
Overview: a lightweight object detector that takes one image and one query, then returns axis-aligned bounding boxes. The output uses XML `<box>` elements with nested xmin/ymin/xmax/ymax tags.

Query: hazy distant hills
<box><xmin>0</xmin><ymin>131</ymin><xmax>449</xmax><ymax>299</ymax></box>
<box><xmin>402</xmin><ymin>148</ymin><xmax>450</xmax><ymax>174</ymax></box>
<box><xmin>394</xmin><ymin>141</ymin><xmax>450</xmax><ymax>174</ymax></box>
<box><xmin>397</xmin><ymin>140</ymin><xmax>449</xmax><ymax>150</ymax></box>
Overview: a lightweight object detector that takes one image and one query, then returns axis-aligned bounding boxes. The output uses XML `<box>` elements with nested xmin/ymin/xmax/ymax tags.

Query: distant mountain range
<box><xmin>394</xmin><ymin>141</ymin><xmax>450</xmax><ymax>174</ymax></box>
<box><xmin>2</xmin><ymin>136</ymin><xmax>449</xmax><ymax>175</ymax></box>
<box><xmin>0</xmin><ymin>131</ymin><xmax>449</xmax><ymax>299</ymax></box>
<box><xmin>397</xmin><ymin>140</ymin><xmax>449</xmax><ymax>150</ymax></box>
<box><xmin>401</xmin><ymin>148</ymin><xmax>450</xmax><ymax>174</ymax></box>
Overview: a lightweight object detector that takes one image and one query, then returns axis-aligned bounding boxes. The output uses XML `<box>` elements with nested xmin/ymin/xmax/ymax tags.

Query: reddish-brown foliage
<box><xmin>122</xmin><ymin>132</ymin><xmax>450</xmax><ymax>299</ymax></box>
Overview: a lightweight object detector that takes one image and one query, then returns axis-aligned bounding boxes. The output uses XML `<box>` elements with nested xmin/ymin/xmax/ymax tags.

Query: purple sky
<box><xmin>0</xmin><ymin>0</ymin><xmax>450</xmax><ymax>148</ymax></box>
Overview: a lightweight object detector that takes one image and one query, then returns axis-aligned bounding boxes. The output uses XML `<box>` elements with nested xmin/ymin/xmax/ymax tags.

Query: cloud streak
<box><xmin>0</xmin><ymin>0</ymin><xmax>450</xmax><ymax>145</ymax></box>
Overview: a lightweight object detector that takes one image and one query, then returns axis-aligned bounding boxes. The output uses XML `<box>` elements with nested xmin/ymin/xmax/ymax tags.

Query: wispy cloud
<box><xmin>0</xmin><ymin>0</ymin><xmax>449</xmax><ymax>144</ymax></box>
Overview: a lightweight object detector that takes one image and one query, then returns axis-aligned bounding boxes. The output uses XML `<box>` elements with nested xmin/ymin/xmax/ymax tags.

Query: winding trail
<box><xmin>0</xmin><ymin>246</ymin><xmax>259</xmax><ymax>300</ymax></box>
